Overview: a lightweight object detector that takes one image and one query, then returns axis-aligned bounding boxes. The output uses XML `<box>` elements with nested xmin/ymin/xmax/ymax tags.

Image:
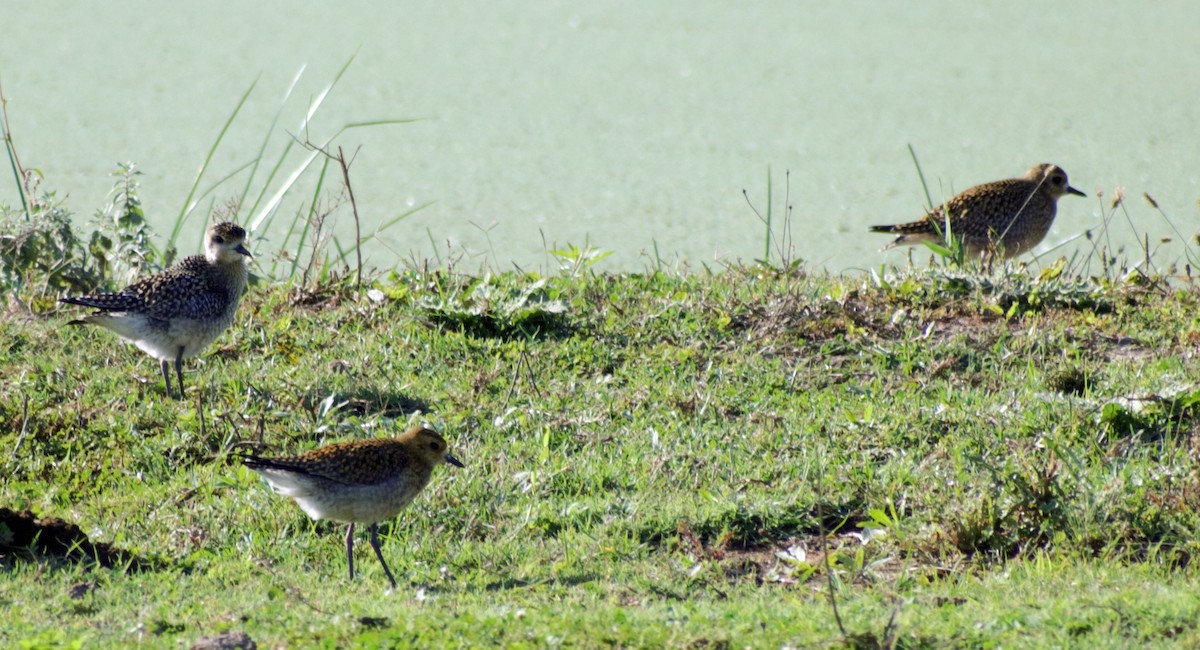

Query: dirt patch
<box><xmin>0</xmin><ymin>507</ymin><xmax>156</xmax><ymax>571</ymax></box>
<box><xmin>191</xmin><ymin>630</ymin><xmax>257</xmax><ymax>650</ymax></box>
<box><xmin>1099</xmin><ymin>334</ymin><xmax>1157</xmax><ymax>363</ymax></box>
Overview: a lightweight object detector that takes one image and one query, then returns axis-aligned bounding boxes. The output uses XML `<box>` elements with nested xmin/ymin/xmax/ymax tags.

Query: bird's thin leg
<box><xmin>368</xmin><ymin>523</ymin><xmax>398</xmax><ymax>589</ymax></box>
<box><xmin>174</xmin><ymin>347</ymin><xmax>185</xmax><ymax>397</ymax></box>
<box><xmin>160</xmin><ymin>359</ymin><xmax>174</xmax><ymax>399</ymax></box>
<box><xmin>345</xmin><ymin>523</ymin><xmax>356</xmax><ymax>580</ymax></box>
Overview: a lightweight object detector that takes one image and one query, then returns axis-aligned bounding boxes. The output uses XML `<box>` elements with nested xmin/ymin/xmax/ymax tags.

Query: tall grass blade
<box><xmin>764</xmin><ymin>166</ymin><xmax>773</xmax><ymax>264</ymax></box>
<box><xmin>280</xmin><ymin>156</ymin><xmax>331</xmax><ymax>280</ymax></box>
<box><xmin>0</xmin><ymin>79</ymin><xmax>31</xmax><ymax>221</ymax></box>
<box><xmin>247</xmin><ymin>146</ymin><xmax>324</xmax><ymax>234</ymax></box>
<box><xmin>246</xmin><ymin>53</ymin><xmax>357</xmax><ymax>233</ymax></box>
<box><xmin>907</xmin><ymin>143</ymin><xmax>933</xmax><ymax>213</ymax></box>
<box><xmin>301</xmin><ymin>49</ymin><xmax>359</xmax><ymax>130</ymax></box>
<box><xmin>173</xmin><ymin>77</ymin><xmax>259</xmax><ymax>246</ymax></box>
<box><xmin>238</xmin><ymin>65</ymin><xmax>307</xmax><ymax>221</ymax></box>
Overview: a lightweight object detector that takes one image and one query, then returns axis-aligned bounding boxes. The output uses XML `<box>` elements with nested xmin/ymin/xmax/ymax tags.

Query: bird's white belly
<box><xmin>92</xmin><ymin>312</ymin><xmax>233</xmax><ymax>361</ymax></box>
<box><xmin>295</xmin><ymin>481</ymin><xmax>424</xmax><ymax>523</ymax></box>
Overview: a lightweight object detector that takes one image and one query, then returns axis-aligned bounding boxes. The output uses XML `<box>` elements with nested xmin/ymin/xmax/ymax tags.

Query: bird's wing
<box><xmin>60</xmin><ymin>292</ymin><xmax>147</xmax><ymax>312</ymax></box>
<box><xmin>246</xmin><ymin>439</ymin><xmax>415</xmax><ymax>487</ymax></box>
<box><xmin>242</xmin><ymin>454</ymin><xmax>357</xmax><ymax>487</ymax></box>
<box><xmin>125</xmin><ymin>257</ymin><xmax>234</xmax><ymax>320</ymax></box>
<box><xmin>62</xmin><ymin>255</ymin><xmax>222</xmax><ymax>317</ymax></box>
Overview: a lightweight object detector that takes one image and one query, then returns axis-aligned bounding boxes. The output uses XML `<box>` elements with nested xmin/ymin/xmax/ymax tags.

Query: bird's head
<box><xmin>205</xmin><ymin>222</ymin><xmax>253</xmax><ymax>263</ymax></box>
<box><xmin>402</xmin><ymin>427</ymin><xmax>465</xmax><ymax>469</ymax></box>
<box><xmin>1029</xmin><ymin>163</ymin><xmax>1086</xmax><ymax>199</ymax></box>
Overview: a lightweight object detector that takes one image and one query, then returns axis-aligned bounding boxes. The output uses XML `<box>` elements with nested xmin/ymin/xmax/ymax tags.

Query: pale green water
<box><xmin>2</xmin><ymin>2</ymin><xmax>1198</xmax><ymax>271</ymax></box>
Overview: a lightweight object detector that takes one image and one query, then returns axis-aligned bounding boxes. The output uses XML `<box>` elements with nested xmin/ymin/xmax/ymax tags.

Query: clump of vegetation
<box><xmin>84</xmin><ymin>162</ymin><xmax>167</xmax><ymax>285</ymax></box>
<box><xmin>0</xmin><ymin>163</ymin><xmax>166</xmax><ymax>306</ymax></box>
<box><xmin>417</xmin><ymin>272</ymin><xmax>569</xmax><ymax>337</ymax></box>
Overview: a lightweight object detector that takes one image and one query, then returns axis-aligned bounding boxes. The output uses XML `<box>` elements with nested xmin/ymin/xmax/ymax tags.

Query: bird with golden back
<box><xmin>871</xmin><ymin>163</ymin><xmax>1086</xmax><ymax>260</ymax></box>
<box><xmin>60</xmin><ymin>221</ymin><xmax>252</xmax><ymax>398</ymax></box>
<box><xmin>242</xmin><ymin>427</ymin><xmax>465</xmax><ymax>589</ymax></box>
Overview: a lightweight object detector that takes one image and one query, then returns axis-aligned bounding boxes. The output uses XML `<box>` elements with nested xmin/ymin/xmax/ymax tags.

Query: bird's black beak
<box><xmin>1067</xmin><ymin>186</ymin><xmax>1086</xmax><ymax>197</ymax></box>
<box><xmin>445</xmin><ymin>453</ymin><xmax>465</xmax><ymax>468</ymax></box>
<box><xmin>236</xmin><ymin>243</ymin><xmax>253</xmax><ymax>257</ymax></box>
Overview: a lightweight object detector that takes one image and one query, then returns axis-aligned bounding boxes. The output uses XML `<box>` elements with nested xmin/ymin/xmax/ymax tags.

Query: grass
<box><xmin>3</xmin><ymin>257</ymin><xmax>1200</xmax><ymax>648</ymax></box>
<box><xmin>4</xmin><ymin>70</ymin><xmax>1200</xmax><ymax>647</ymax></box>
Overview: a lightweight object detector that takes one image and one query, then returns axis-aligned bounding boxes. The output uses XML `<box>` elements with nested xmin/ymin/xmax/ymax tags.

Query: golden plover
<box><xmin>60</xmin><ymin>221</ymin><xmax>251</xmax><ymax>398</ymax></box>
<box><xmin>870</xmin><ymin>163</ymin><xmax>1086</xmax><ymax>259</ymax></box>
<box><xmin>242</xmin><ymin>427</ymin><xmax>465</xmax><ymax>589</ymax></box>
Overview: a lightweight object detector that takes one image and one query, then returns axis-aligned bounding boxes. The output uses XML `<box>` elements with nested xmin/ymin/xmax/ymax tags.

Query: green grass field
<box><xmin>4</xmin><ymin>263</ymin><xmax>1200</xmax><ymax>648</ymax></box>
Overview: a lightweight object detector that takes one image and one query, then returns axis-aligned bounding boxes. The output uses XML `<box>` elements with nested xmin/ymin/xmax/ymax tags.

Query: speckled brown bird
<box><xmin>871</xmin><ymin>163</ymin><xmax>1086</xmax><ymax>259</ymax></box>
<box><xmin>60</xmin><ymin>222</ymin><xmax>251</xmax><ymax>398</ymax></box>
<box><xmin>242</xmin><ymin>427</ymin><xmax>465</xmax><ymax>589</ymax></box>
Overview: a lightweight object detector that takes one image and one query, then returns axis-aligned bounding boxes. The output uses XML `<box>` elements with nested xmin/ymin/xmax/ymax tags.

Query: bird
<box><xmin>241</xmin><ymin>427</ymin><xmax>465</xmax><ymax>589</ymax></box>
<box><xmin>870</xmin><ymin>163</ymin><xmax>1086</xmax><ymax>260</ymax></box>
<box><xmin>59</xmin><ymin>221</ymin><xmax>252</xmax><ymax>398</ymax></box>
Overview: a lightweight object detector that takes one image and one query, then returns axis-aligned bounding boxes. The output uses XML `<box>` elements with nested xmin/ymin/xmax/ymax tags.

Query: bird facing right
<box><xmin>242</xmin><ymin>427</ymin><xmax>465</xmax><ymax>589</ymax></box>
<box><xmin>59</xmin><ymin>221</ymin><xmax>252</xmax><ymax>398</ymax></box>
<box><xmin>870</xmin><ymin>163</ymin><xmax>1086</xmax><ymax>259</ymax></box>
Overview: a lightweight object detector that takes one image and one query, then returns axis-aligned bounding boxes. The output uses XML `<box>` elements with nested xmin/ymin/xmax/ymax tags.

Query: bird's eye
<box><xmin>214</xmin><ymin>236</ymin><xmax>225</xmax><ymax>244</ymax></box>
<box><xmin>429</xmin><ymin>441</ymin><xmax>440</xmax><ymax>452</ymax></box>
<box><xmin>1052</xmin><ymin>175</ymin><xmax>1064</xmax><ymax>185</ymax></box>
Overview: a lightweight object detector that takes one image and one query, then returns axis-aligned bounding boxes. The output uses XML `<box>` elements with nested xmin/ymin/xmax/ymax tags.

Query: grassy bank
<box><xmin>3</xmin><ymin>262</ymin><xmax>1200</xmax><ymax>648</ymax></box>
